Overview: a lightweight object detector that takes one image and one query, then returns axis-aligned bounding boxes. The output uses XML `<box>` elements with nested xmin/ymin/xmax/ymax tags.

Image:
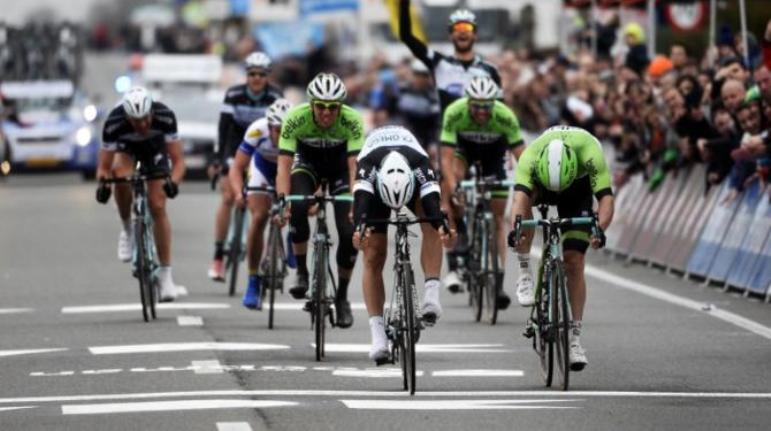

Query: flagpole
<box><xmin>739</xmin><ymin>0</ymin><xmax>749</xmax><ymax>66</ymax></box>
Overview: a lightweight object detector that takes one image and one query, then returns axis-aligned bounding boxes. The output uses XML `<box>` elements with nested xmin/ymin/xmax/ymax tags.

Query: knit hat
<box><xmin>648</xmin><ymin>55</ymin><xmax>674</xmax><ymax>77</ymax></box>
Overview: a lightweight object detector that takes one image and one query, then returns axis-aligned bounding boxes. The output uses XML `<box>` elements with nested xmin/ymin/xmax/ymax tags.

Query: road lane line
<box><xmin>61</xmin><ymin>399</ymin><xmax>296</xmax><ymax>415</ymax></box>
<box><xmin>0</xmin><ymin>308</ymin><xmax>33</xmax><ymax>314</ymax></box>
<box><xmin>177</xmin><ymin>315</ymin><xmax>204</xmax><ymax>326</ymax></box>
<box><xmin>432</xmin><ymin>370</ymin><xmax>524</xmax><ymax>377</ymax></box>
<box><xmin>217</xmin><ymin>423</ymin><xmax>253</xmax><ymax>431</ymax></box>
<box><xmin>340</xmin><ymin>399</ymin><xmax>581</xmax><ymax>410</ymax></box>
<box><xmin>6</xmin><ymin>390</ymin><xmax>771</xmax><ymax>404</ymax></box>
<box><xmin>89</xmin><ymin>342</ymin><xmax>289</xmax><ymax>355</ymax></box>
<box><xmin>191</xmin><ymin>360</ymin><xmax>224</xmax><ymax>375</ymax></box>
<box><xmin>583</xmin><ymin>264</ymin><xmax>771</xmax><ymax>340</ymax></box>
<box><xmin>0</xmin><ymin>406</ymin><xmax>36</xmax><ymax>412</ymax></box>
<box><xmin>316</xmin><ymin>343</ymin><xmax>512</xmax><ymax>353</ymax></box>
<box><xmin>0</xmin><ymin>348</ymin><xmax>67</xmax><ymax>358</ymax></box>
<box><xmin>333</xmin><ymin>369</ymin><xmax>425</xmax><ymax>378</ymax></box>
<box><xmin>272</xmin><ymin>302</ymin><xmax>366</xmax><ymax>310</ymax></box>
<box><xmin>61</xmin><ymin>303</ymin><xmax>230</xmax><ymax>314</ymax></box>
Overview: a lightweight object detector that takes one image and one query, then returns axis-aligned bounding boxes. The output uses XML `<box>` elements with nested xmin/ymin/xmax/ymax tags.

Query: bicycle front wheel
<box><xmin>400</xmin><ymin>264</ymin><xmax>417</xmax><ymax>395</ymax></box>
<box><xmin>483</xmin><ymin>218</ymin><xmax>500</xmax><ymax>325</ymax></box>
<box><xmin>267</xmin><ymin>226</ymin><xmax>280</xmax><ymax>330</ymax></box>
<box><xmin>552</xmin><ymin>261</ymin><xmax>570</xmax><ymax>391</ymax></box>
<box><xmin>134</xmin><ymin>219</ymin><xmax>151</xmax><ymax>323</ymax></box>
<box><xmin>536</xmin><ymin>266</ymin><xmax>554</xmax><ymax>387</ymax></box>
<box><xmin>469</xmin><ymin>217</ymin><xmax>484</xmax><ymax>322</ymax></box>
<box><xmin>227</xmin><ymin>208</ymin><xmax>246</xmax><ymax>297</ymax></box>
<box><xmin>313</xmin><ymin>243</ymin><xmax>327</xmax><ymax>362</ymax></box>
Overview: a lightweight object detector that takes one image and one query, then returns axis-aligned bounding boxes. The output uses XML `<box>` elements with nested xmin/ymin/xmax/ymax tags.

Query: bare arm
<box><xmin>596</xmin><ymin>194</ymin><xmax>614</xmax><ymax>231</ymax></box>
<box><xmin>96</xmin><ymin>149</ymin><xmax>116</xmax><ymax>180</ymax></box>
<box><xmin>276</xmin><ymin>154</ymin><xmax>293</xmax><ymax>197</ymax></box>
<box><xmin>347</xmin><ymin>155</ymin><xmax>357</xmax><ymax>193</ymax></box>
<box><xmin>166</xmin><ymin>139</ymin><xmax>186</xmax><ymax>184</ymax></box>
<box><xmin>440</xmin><ymin>145</ymin><xmax>456</xmax><ymax>208</ymax></box>
<box><xmin>229</xmin><ymin>151</ymin><xmax>251</xmax><ymax>196</ymax></box>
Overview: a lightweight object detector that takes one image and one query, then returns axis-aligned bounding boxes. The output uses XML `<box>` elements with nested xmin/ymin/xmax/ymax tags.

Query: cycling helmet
<box><xmin>122</xmin><ymin>86</ymin><xmax>152</xmax><ymax>119</ymax></box>
<box><xmin>465</xmin><ymin>76</ymin><xmax>499</xmax><ymax>101</ymax></box>
<box><xmin>306</xmin><ymin>72</ymin><xmax>347</xmax><ymax>102</ymax></box>
<box><xmin>244</xmin><ymin>51</ymin><xmax>272</xmax><ymax>70</ymax></box>
<box><xmin>448</xmin><ymin>9</ymin><xmax>476</xmax><ymax>28</ymax></box>
<box><xmin>536</xmin><ymin>139</ymin><xmax>578</xmax><ymax>192</ymax></box>
<box><xmin>377</xmin><ymin>151</ymin><xmax>415</xmax><ymax>210</ymax></box>
<box><xmin>267</xmin><ymin>98</ymin><xmax>292</xmax><ymax>126</ymax></box>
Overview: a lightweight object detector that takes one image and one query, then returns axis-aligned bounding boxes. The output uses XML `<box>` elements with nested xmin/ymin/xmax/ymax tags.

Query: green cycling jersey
<box><xmin>278</xmin><ymin>103</ymin><xmax>364</xmax><ymax>156</ymax></box>
<box><xmin>515</xmin><ymin>126</ymin><xmax>613</xmax><ymax>199</ymax></box>
<box><xmin>440</xmin><ymin>98</ymin><xmax>523</xmax><ymax>148</ymax></box>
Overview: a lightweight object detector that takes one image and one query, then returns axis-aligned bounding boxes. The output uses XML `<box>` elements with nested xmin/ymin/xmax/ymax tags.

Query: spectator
<box><xmin>721</xmin><ymin>79</ymin><xmax>747</xmax><ymax>113</ymax></box>
<box><xmin>623</xmin><ymin>22</ymin><xmax>650</xmax><ymax>77</ymax></box>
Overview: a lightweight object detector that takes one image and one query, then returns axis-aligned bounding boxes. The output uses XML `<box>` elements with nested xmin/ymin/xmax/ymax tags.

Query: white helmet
<box><xmin>306</xmin><ymin>72</ymin><xmax>347</xmax><ymax>102</ymax></box>
<box><xmin>448</xmin><ymin>9</ymin><xmax>476</xmax><ymax>27</ymax></box>
<box><xmin>465</xmin><ymin>76</ymin><xmax>499</xmax><ymax>101</ymax></box>
<box><xmin>267</xmin><ymin>98</ymin><xmax>292</xmax><ymax>126</ymax></box>
<box><xmin>244</xmin><ymin>51</ymin><xmax>272</xmax><ymax>70</ymax></box>
<box><xmin>122</xmin><ymin>86</ymin><xmax>152</xmax><ymax>119</ymax></box>
<box><xmin>377</xmin><ymin>151</ymin><xmax>415</xmax><ymax>210</ymax></box>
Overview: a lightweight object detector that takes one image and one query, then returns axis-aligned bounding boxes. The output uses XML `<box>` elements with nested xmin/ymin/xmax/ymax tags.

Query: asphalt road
<box><xmin>1</xmin><ymin>174</ymin><xmax>771</xmax><ymax>431</ymax></box>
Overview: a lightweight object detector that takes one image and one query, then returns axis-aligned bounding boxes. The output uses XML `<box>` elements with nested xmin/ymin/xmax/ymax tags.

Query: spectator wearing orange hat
<box><xmin>648</xmin><ymin>55</ymin><xmax>674</xmax><ymax>78</ymax></box>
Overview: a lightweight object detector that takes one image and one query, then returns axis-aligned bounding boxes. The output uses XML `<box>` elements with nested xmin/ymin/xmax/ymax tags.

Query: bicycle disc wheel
<box><xmin>401</xmin><ymin>264</ymin><xmax>417</xmax><ymax>395</ymax></box>
<box><xmin>483</xmin><ymin>219</ymin><xmax>500</xmax><ymax>325</ymax></box>
<box><xmin>536</xmin><ymin>267</ymin><xmax>554</xmax><ymax>387</ymax></box>
<box><xmin>313</xmin><ymin>244</ymin><xmax>327</xmax><ymax>362</ymax></box>
<box><xmin>134</xmin><ymin>219</ymin><xmax>150</xmax><ymax>323</ymax></box>
<box><xmin>553</xmin><ymin>262</ymin><xmax>570</xmax><ymax>391</ymax></box>
<box><xmin>227</xmin><ymin>208</ymin><xmax>245</xmax><ymax>297</ymax></box>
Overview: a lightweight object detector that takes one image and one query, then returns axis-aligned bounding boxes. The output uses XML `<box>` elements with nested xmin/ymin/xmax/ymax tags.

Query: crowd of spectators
<box><xmin>355</xmin><ymin>18</ymin><xmax>771</xmax><ymax>201</ymax></box>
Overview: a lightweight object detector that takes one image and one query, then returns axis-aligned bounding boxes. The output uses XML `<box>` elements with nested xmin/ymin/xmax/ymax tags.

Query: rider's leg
<box><xmin>416</xmin><ymin>200</ymin><xmax>443</xmax><ymax>320</ymax></box>
<box><xmin>288</xmin><ymin>171</ymin><xmax>315</xmax><ymax>297</ymax></box>
<box><xmin>563</xmin><ymin>250</ymin><xmax>586</xmax><ymax>322</ymax></box>
<box><xmin>333</xmin><ymin>196</ymin><xmax>356</xmax><ymax>328</ymax></box>
<box><xmin>363</xmin><ymin>232</ymin><xmax>389</xmax><ymax>362</ymax></box>
<box><xmin>442</xmin><ymin>155</ymin><xmax>467</xmax><ymax>291</ymax></box>
<box><xmin>246</xmin><ymin>193</ymin><xmax>271</xmax><ymax>272</ymax></box>
<box><xmin>112</xmin><ymin>154</ymin><xmax>134</xmax><ymax>262</ymax></box>
<box><xmin>512</xmin><ymin>190</ymin><xmax>536</xmax><ymax>306</ymax></box>
<box><xmin>491</xmin><ymin>197</ymin><xmax>512</xmax><ymax>309</ymax></box>
<box><xmin>214</xmin><ymin>176</ymin><xmax>235</xmax><ymax>257</ymax></box>
<box><xmin>148</xmin><ymin>178</ymin><xmax>177</xmax><ymax>301</ymax></box>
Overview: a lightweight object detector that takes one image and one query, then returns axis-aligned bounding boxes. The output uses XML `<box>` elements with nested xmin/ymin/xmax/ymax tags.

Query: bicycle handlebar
<box><xmin>100</xmin><ymin>172</ymin><xmax>169</xmax><ymax>184</ymax></box>
<box><xmin>459</xmin><ymin>179</ymin><xmax>516</xmax><ymax>189</ymax></box>
<box><xmin>508</xmin><ymin>212</ymin><xmax>603</xmax><ymax>249</ymax></box>
<box><xmin>285</xmin><ymin>194</ymin><xmax>354</xmax><ymax>203</ymax></box>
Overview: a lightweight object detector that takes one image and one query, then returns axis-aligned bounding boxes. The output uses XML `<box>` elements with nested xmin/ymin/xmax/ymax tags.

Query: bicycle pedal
<box><xmin>374</xmin><ymin>356</ymin><xmax>391</xmax><ymax>367</ymax></box>
<box><xmin>523</xmin><ymin>326</ymin><xmax>535</xmax><ymax>339</ymax></box>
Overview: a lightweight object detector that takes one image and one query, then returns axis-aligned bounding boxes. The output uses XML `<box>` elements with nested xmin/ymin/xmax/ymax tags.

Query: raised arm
<box><xmin>399</xmin><ymin>0</ymin><xmax>431</xmax><ymax>66</ymax></box>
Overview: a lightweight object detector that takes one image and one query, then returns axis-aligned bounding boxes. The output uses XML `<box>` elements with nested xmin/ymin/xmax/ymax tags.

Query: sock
<box><xmin>249</xmin><ymin>267</ymin><xmax>259</xmax><ymax>276</ymax></box>
<box><xmin>296</xmin><ymin>254</ymin><xmax>307</xmax><ymax>276</ymax></box>
<box><xmin>248</xmin><ymin>274</ymin><xmax>260</xmax><ymax>290</ymax></box>
<box><xmin>337</xmin><ymin>276</ymin><xmax>349</xmax><ymax>301</ymax></box>
<box><xmin>424</xmin><ymin>278</ymin><xmax>440</xmax><ymax>303</ymax></box>
<box><xmin>518</xmin><ymin>253</ymin><xmax>531</xmax><ymax>271</ymax></box>
<box><xmin>369</xmin><ymin>316</ymin><xmax>386</xmax><ymax>346</ymax></box>
<box><xmin>159</xmin><ymin>266</ymin><xmax>173</xmax><ymax>284</ymax></box>
<box><xmin>214</xmin><ymin>241</ymin><xmax>225</xmax><ymax>260</ymax></box>
<box><xmin>121</xmin><ymin>218</ymin><xmax>131</xmax><ymax>235</ymax></box>
<box><xmin>571</xmin><ymin>320</ymin><xmax>582</xmax><ymax>338</ymax></box>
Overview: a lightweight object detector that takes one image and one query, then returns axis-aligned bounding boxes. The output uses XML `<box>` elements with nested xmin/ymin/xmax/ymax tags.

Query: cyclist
<box><xmin>440</xmin><ymin>76</ymin><xmax>525</xmax><ymax>308</ymax></box>
<box><xmin>275</xmin><ymin>73</ymin><xmax>362</xmax><ymax>329</ymax></box>
<box><xmin>351</xmin><ymin>126</ymin><xmax>455</xmax><ymax>363</ymax></box>
<box><xmin>399</xmin><ymin>0</ymin><xmax>501</xmax><ymax>113</ymax></box>
<box><xmin>95</xmin><ymin>86</ymin><xmax>186</xmax><ymax>302</ymax></box>
<box><xmin>208</xmin><ymin>52</ymin><xmax>283</xmax><ymax>282</ymax></box>
<box><xmin>510</xmin><ymin>125</ymin><xmax>614</xmax><ymax>371</ymax></box>
<box><xmin>229</xmin><ymin>98</ymin><xmax>293</xmax><ymax>310</ymax></box>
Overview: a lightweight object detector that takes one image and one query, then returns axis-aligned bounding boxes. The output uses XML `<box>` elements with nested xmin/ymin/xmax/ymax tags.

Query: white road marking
<box><xmin>30</xmin><ymin>371</ymin><xmax>75</xmax><ymax>377</ymax></box>
<box><xmin>432</xmin><ymin>370</ymin><xmax>524</xmax><ymax>377</ymax></box>
<box><xmin>89</xmin><ymin>342</ymin><xmax>289</xmax><ymax>355</ymax></box>
<box><xmin>61</xmin><ymin>303</ymin><xmax>230</xmax><ymax>314</ymax></box>
<box><xmin>0</xmin><ymin>406</ymin><xmax>36</xmax><ymax>412</ymax></box>
<box><xmin>177</xmin><ymin>315</ymin><xmax>203</xmax><ymax>326</ymax></box>
<box><xmin>176</xmin><ymin>286</ymin><xmax>189</xmax><ymax>296</ymax></box>
<box><xmin>0</xmin><ymin>348</ymin><xmax>67</xmax><ymax>358</ymax></box>
<box><xmin>61</xmin><ymin>399</ymin><xmax>296</xmax><ymax>415</ymax></box>
<box><xmin>583</xmin><ymin>265</ymin><xmax>771</xmax><ymax>340</ymax></box>
<box><xmin>272</xmin><ymin>302</ymin><xmax>366</xmax><ymax>310</ymax></box>
<box><xmin>7</xmin><ymin>390</ymin><xmax>771</xmax><ymax>405</ymax></box>
<box><xmin>333</xmin><ymin>369</ymin><xmax>425</xmax><ymax>378</ymax></box>
<box><xmin>340</xmin><ymin>399</ymin><xmax>580</xmax><ymax>410</ymax></box>
<box><xmin>317</xmin><ymin>344</ymin><xmax>512</xmax><ymax>353</ymax></box>
<box><xmin>0</xmin><ymin>308</ymin><xmax>33</xmax><ymax>314</ymax></box>
<box><xmin>191</xmin><ymin>360</ymin><xmax>224</xmax><ymax>375</ymax></box>
<box><xmin>217</xmin><ymin>423</ymin><xmax>253</xmax><ymax>431</ymax></box>
<box><xmin>82</xmin><ymin>369</ymin><xmax>122</xmax><ymax>375</ymax></box>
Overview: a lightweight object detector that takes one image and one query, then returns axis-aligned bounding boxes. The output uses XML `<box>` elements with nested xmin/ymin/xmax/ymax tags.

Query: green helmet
<box><xmin>536</xmin><ymin>139</ymin><xmax>578</xmax><ymax>192</ymax></box>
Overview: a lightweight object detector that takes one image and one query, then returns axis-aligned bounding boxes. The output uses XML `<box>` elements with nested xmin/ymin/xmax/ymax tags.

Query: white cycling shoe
<box><xmin>421</xmin><ymin>296</ymin><xmax>443</xmax><ymax>325</ymax></box>
<box><xmin>117</xmin><ymin>230</ymin><xmax>132</xmax><ymax>263</ymax></box>
<box><xmin>442</xmin><ymin>271</ymin><xmax>463</xmax><ymax>294</ymax></box>
<box><xmin>516</xmin><ymin>272</ymin><xmax>535</xmax><ymax>307</ymax></box>
<box><xmin>158</xmin><ymin>271</ymin><xmax>178</xmax><ymax>303</ymax></box>
<box><xmin>569</xmin><ymin>338</ymin><xmax>588</xmax><ymax>371</ymax></box>
<box><xmin>369</xmin><ymin>318</ymin><xmax>390</xmax><ymax>365</ymax></box>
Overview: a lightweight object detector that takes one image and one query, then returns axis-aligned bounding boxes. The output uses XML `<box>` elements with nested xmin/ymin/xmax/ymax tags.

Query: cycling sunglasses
<box><xmin>247</xmin><ymin>70</ymin><xmax>269</xmax><ymax>78</ymax></box>
<box><xmin>312</xmin><ymin>101</ymin><xmax>341</xmax><ymax>112</ymax></box>
<box><xmin>469</xmin><ymin>101</ymin><xmax>494</xmax><ymax>111</ymax></box>
<box><xmin>451</xmin><ymin>22</ymin><xmax>475</xmax><ymax>34</ymax></box>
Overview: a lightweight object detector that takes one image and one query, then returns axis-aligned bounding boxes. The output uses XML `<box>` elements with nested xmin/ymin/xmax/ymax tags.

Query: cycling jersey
<box><xmin>238</xmin><ymin>117</ymin><xmax>277</xmax><ymax>190</ymax></box>
<box><xmin>396</xmin><ymin>84</ymin><xmax>441</xmax><ymax>147</ymax></box>
<box><xmin>102</xmin><ymin>101</ymin><xmax>178</xmax><ymax>173</ymax></box>
<box><xmin>279</xmin><ymin>102</ymin><xmax>364</xmax><ymax>189</ymax></box>
<box><xmin>218</xmin><ymin>83</ymin><xmax>282</xmax><ymax>164</ymax></box>
<box><xmin>514</xmin><ymin>126</ymin><xmax>613</xmax><ymax>200</ymax></box>
<box><xmin>399</xmin><ymin>0</ymin><xmax>501</xmax><ymax>113</ymax></box>
<box><xmin>353</xmin><ymin>126</ymin><xmax>442</xmax><ymax>231</ymax></box>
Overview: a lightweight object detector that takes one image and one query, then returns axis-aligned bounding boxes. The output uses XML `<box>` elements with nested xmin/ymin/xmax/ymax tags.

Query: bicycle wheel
<box><xmin>401</xmin><ymin>263</ymin><xmax>417</xmax><ymax>395</ymax></box>
<box><xmin>134</xmin><ymin>219</ymin><xmax>150</xmax><ymax>323</ymax></box>
<box><xmin>227</xmin><ymin>207</ymin><xmax>246</xmax><ymax>297</ymax></box>
<box><xmin>536</xmin><ymin>265</ymin><xmax>554</xmax><ymax>387</ymax></box>
<box><xmin>313</xmin><ymin>243</ymin><xmax>327</xmax><ymax>362</ymax></box>
<box><xmin>469</xmin><ymin>217</ymin><xmax>483</xmax><ymax>322</ymax></box>
<box><xmin>483</xmin><ymin>218</ymin><xmax>500</xmax><ymax>325</ymax></box>
<box><xmin>267</xmin><ymin>226</ymin><xmax>279</xmax><ymax>330</ymax></box>
<box><xmin>552</xmin><ymin>261</ymin><xmax>570</xmax><ymax>391</ymax></box>
<box><xmin>146</xmin><ymin>222</ymin><xmax>158</xmax><ymax>320</ymax></box>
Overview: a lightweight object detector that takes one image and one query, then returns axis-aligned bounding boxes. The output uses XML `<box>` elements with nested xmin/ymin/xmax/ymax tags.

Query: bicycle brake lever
<box><xmin>508</xmin><ymin>215</ymin><xmax>522</xmax><ymax>248</ymax></box>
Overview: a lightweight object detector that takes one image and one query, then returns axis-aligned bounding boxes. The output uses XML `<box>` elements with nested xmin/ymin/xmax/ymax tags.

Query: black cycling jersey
<box><xmin>102</xmin><ymin>101</ymin><xmax>178</xmax><ymax>172</ymax></box>
<box><xmin>398</xmin><ymin>0</ymin><xmax>501</xmax><ymax>113</ymax></box>
<box><xmin>395</xmin><ymin>84</ymin><xmax>441</xmax><ymax>146</ymax></box>
<box><xmin>217</xmin><ymin>83</ymin><xmax>282</xmax><ymax>163</ymax></box>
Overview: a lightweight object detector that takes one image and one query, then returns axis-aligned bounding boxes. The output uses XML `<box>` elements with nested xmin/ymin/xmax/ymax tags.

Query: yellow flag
<box><xmin>385</xmin><ymin>0</ymin><xmax>427</xmax><ymax>43</ymax></box>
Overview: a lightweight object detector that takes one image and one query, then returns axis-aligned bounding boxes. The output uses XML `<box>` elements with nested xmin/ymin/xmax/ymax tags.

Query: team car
<box><xmin>1</xmin><ymin>80</ymin><xmax>99</xmax><ymax>178</ymax></box>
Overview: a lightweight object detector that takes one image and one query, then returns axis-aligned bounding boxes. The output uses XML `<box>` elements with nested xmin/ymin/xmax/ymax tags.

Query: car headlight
<box><xmin>83</xmin><ymin>104</ymin><xmax>98</xmax><ymax>122</ymax></box>
<box><xmin>76</xmin><ymin>126</ymin><xmax>93</xmax><ymax>147</ymax></box>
